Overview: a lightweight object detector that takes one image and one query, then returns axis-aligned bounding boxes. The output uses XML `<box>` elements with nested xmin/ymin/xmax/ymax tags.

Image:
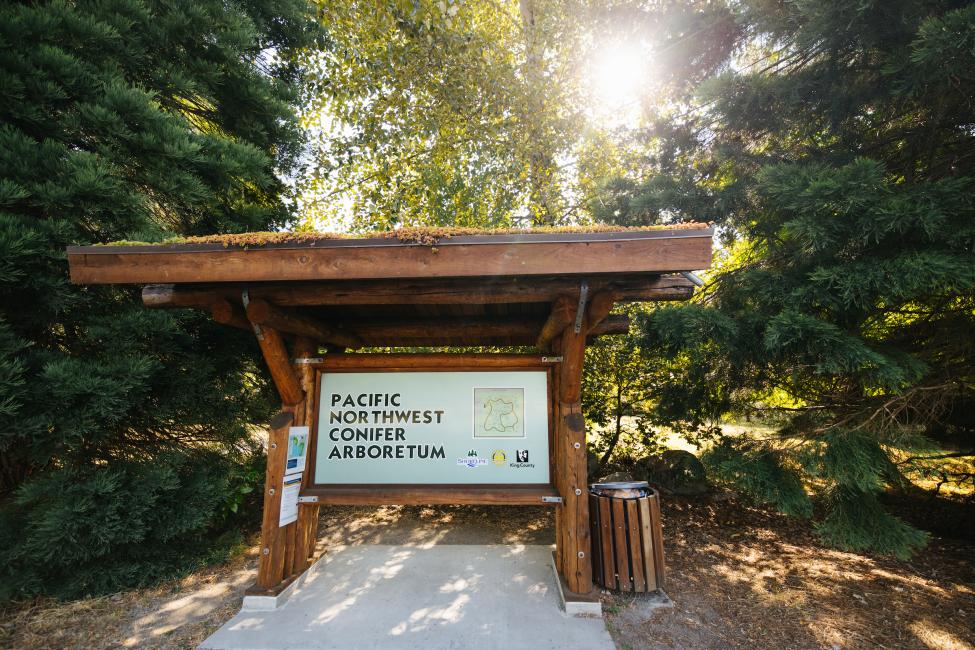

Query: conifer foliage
<box><xmin>0</xmin><ymin>0</ymin><xmax>318</xmax><ymax>599</ymax></box>
<box><xmin>607</xmin><ymin>1</ymin><xmax>975</xmax><ymax>556</ymax></box>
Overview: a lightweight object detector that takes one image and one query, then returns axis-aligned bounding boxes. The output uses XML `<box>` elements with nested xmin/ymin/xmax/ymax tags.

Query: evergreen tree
<box><xmin>0</xmin><ymin>0</ymin><xmax>319</xmax><ymax>599</ymax></box>
<box><xmin>598</xmin><ymin>0</ymin><xmax>975</xmax><ymax>556</ymax></box>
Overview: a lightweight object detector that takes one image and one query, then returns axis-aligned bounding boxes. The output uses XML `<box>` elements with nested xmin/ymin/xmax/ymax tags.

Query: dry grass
<box><xmin>0</xmin><ymin>543</ymin><xmax>260</xmax><ymax>650</ymax></box>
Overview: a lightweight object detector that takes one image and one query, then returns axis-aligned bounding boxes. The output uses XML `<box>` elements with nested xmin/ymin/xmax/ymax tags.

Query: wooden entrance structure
<box><xmin>68</xmin><ymin>226</ymin><xmax>712</xmax><ymax>598</ymax></box>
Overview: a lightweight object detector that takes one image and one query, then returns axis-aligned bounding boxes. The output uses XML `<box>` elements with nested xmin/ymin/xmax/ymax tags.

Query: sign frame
<box><xmin>302</xmin><ymin>354</ymin><xmax>559</xmax><ymax>505</ymax></box>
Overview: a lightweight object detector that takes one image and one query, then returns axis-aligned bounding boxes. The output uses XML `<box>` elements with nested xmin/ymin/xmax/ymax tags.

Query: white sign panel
<box><xmin>278</xmin><ymin>473</ymin><xmax>302</xmax><ymax>526</ymax></box>
<box><xmin>314</xmin><ymin>371</ymin><xmax>550</xmax><ymax>484</ymax></box>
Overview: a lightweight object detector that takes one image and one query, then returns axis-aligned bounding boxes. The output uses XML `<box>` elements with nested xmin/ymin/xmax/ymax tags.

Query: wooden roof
<box><xmin>67</xmin><ymin>227</ymin><xmax>713</xmax><ymax>349</ymax></box>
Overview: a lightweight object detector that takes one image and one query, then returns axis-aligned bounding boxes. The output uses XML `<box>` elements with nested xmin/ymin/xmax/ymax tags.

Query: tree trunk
<box><xmin>599</xmin><ymin>386</ymin><xmax>624</xmax><ymax>468</ymax></box>
<box><xmin>519</xmin><ymin>0</ymin><xmax>558</xmax><ymax>225</ymax></box>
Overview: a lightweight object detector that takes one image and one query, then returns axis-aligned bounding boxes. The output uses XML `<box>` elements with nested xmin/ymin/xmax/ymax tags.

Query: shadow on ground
<box><xmin>3</xmin><ymin>500</ymin><xmax>973</xmax><ymax>649</ymax></box>
<box><xmin>315</xmin><ymin>504</ymin><xmax>554</xmax><ymax>549</ymax></box>
<box><xmin>603</xmin><ymin>495</ymin><xmax>975</xmax><ymax>650</ymax></box>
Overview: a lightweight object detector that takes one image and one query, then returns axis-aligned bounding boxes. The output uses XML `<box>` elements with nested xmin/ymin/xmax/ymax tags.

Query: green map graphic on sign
<box><xmin>473</xmin><ymin>388</ymin><xmax>525</xmax><ymax>438</ymax></box>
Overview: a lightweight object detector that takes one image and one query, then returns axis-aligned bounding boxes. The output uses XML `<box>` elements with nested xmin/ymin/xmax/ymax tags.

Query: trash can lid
<box><xmin>590</xmin><ymin>481</ymin><xmax>650</xmax><ymax>490</ymax></box>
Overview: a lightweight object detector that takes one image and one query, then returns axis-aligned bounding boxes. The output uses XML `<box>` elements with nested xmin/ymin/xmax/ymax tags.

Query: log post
<box><xmin>256</xmin><ymin>411</ymin><xmax>293</xmax><ymax>589</ymax></box>
<box><xmin>556</xmin><ymin>311</ymin><xmax>594</xmax><ymax>594</ymax></box>
<box><xmin>250</xmin><ymin>324</ymin><xmax>304</xmax><ymax>407</ymax></box>
<box><xmin>292</xmin><ymin>337</ymin><xmax>320</xmax><ymax>574</ymax></box>
<box><xmin>536</xmin><ymin>296</ymin><xmax>574</xmax><ymax>350</ymax></box>
<box><xmin>209</xmin><ymin>299</ymin><xmax>251</xmax><ymax>330</ymax></box>
<box><xmin>246</xmin><ymin>298</ymin><xmax>363</xmax><ymax>349</ymax></box>
<box><xmin>250</xmin><ymin>320</ymin><xmax>308</xmax><ymax>592</ymax></box>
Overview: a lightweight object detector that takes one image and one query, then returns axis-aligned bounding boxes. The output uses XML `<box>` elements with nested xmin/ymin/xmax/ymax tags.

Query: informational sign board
<box><xmin>313</xmin><ymin>370</ymin><xmax>550</xmax><ymax>485</ymax></box>
<box><xmin>285</xmin><ymin>426</ymin><xmax>308</xmax><ymax>475</ymax></box>
<box><xmin>278</xmin><ymin>474</ymin><xmax>302</xmax><ymax>526</ymax></box>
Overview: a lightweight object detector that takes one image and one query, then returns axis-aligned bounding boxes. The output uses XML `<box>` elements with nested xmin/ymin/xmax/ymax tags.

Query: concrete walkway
<box><xmin>199</xmin><ymin>544</ymin><xmax>613</xmax><ymax>650</ymax></box>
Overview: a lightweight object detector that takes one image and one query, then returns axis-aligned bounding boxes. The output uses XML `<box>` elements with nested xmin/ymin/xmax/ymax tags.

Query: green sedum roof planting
<box><xmin>100</xmin><ymin>223</ymin><xmax>710</xmax><ymax>249</ymax></box>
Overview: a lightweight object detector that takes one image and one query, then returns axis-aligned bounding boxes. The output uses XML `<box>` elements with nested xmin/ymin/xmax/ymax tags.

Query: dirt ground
<box><xmin>2</xmin><ymin>497</ymin><xmax>973</xmax><ymax>650</ymax></box>
<box><xmin>603</xmin><ymin>496</ymin><xmax>975</xmax><ymax>650</ymax></box>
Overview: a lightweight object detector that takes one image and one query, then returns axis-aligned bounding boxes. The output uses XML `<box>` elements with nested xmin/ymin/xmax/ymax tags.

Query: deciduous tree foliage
<box><xmin>296</xmin><ymin>0</ymin><xmax>581</xmax><ymax>229</ymax></box>
<box><xmin>295</xmin><ymin>0</ymin><xmax>736</xmax><ymax>230</ymax></box>
<box><xmin>0</xmin><ymin>0</ymin><xmax>319</xmax><ymax>599</ymax></box>
<box><xmin>582</xmin><ymin>306</ymin><xmax>662</xmax><ymax>471</ymax></box>
<box><xmin>606</xmin><ymin>0</ymin><xmax>975</xmax><ymax>556</ymax></box>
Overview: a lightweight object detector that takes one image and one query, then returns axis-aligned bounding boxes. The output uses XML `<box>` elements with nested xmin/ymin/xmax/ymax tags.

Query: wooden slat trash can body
<box><xmin>589</xmin><ymin>482</ymin><xmax>665</xmax><ymax>592</ymax></box>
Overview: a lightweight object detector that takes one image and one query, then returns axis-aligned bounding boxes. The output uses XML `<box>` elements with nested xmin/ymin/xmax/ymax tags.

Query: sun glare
<box><xmin>588</xmin><ymin>41</ymin><xmax>653</xmax><ymax>126</ymax></box>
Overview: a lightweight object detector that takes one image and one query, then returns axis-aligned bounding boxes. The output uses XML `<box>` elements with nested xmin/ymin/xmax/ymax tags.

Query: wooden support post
<box><xmin>536</xmin><ymin>296</ymin><xmax>574</xmax><ymax>350</ymax></box>
<box><xmin>250</xmin><ymin>323</ymin><xmax>304</xmax><ymax>406</ymax></box>
<box><xmin>556</xmin><ymin>312</ymin><xmax>593</xmax><ymax>594</ymax></box>
<box><xmin>248</xmin><ymin>326</ymin><xmax>310</xmax><ymax>591</ymax></box>
<box><xmin>246</xmin><ymin>298</ymin><xmax>363</xmax><ymax>349</ymax></box>
<box><xmin>292</xmin><ymin>337</ymin><xmax>320</xmax><ymax>575</ymax></box>
<box><xmin>256</xmin><ymin>411</ymin><xmax>293</xmax><ymax>590</ymax></box>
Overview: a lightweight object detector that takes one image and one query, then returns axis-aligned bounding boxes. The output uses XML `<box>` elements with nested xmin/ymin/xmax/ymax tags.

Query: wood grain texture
<box><xmin>209</xmin><ymin>299</ymin><xmax>250</xmax><ymax>330</ymax></box>
<box><xmin>585</xmin><ymin>291</ymin><xmax>618</xmax><ymax>334</ymax></box>
<box><xmin>597</xmin><ymin>496</ymin><xmax>616</xmax><ymax>588</ymax></box>
<box><xmin>319</xmin><ymin>353</ymin><xmax>560</xmax><ymax>369</ymax></box>
<box><xmin>611</xmin><ymin>497</ymin><xmax>630</xmax><ymax>592</ymax></box>
<box><xmin>560</xmin><ymin>433</ymin><xmax>593</xmax><ymax>588</ymax></box>
<box><xmin>299</xmin><ymin>485</ymin><xmax>560</xmax><ymax>506</ymax></box>
<box><xmin>639</xmin><ymin>497</ymin><xmax>657</xmax><ymax>591</ymax></box>
<box><xmin>536</xmin><ymin>296</ymin><xmax>574</xmax><ymax>350</ymax></box>
<box><xmin>290</xmin><ymin>338</ymin><xmax>318</xmax><ymax>578</ymax></box>
<box><xmin>246</xmin><ymin>298</ymin><xmax>363</xmax><ymax>349</ymax></box>
<box><xmin>345</xmin><ymin>313</ymin><xmax>627</xmax><ymax>346</ymax></box>
<box><xmin>559</xmin><ymin>322</ymin><xmax>587</xmax><ymax>404</ymax></box>
<box><xmin>252</xmin><ymin>325</ymin><xmax>304</xmax><ymax>406</ymax></box>
<box><xmin>256</xmin><ymin>411</ymin><xmax>293</xmax><ymax>590</ymax></box>
<box><xmin>70</xmin><ymin>233</ymin><xmax>713</xmax><ymax>284</ymax></box>
<box><xmin>142</xmin><ymin>274</ymin><xmax>696</xmax><ymax>307</ymax></box>
<box><xmin>626</xmin><ymin>499</ymin><xmax>646</xmax><ymax>591</ymax></box>
<box><xmin>554</xmin><ymin>309</ymin><xmax>594</xmax><ymax>594</ymax></box>
<box><xmin>649</xmin><ymin>492</ymin><xmax>666</xmax><ymax>588</ymax></box>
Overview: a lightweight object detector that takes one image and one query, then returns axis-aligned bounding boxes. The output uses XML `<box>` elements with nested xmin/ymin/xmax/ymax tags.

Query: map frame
<box><xmin>471</xmin><ymin>386</ymin><xmax>527</xmax><ymax>439</ymax></box>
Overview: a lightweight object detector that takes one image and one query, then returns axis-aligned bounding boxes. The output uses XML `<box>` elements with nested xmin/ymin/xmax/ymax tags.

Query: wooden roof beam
<box><xmin>253</xmin><ymin>326</ymin><xmax>303</xmax><ymax>406</ymax></box>
<box><xmin>585</xmin><ymin>291</ymin><xmax>618</xmax><ymax>334</ymax></box>
<box><xmin>141</xmin><ymin>275</ymin><xmax>695</xmax><ymax>309</ymax></box>
<box><xmin>69</xmin><ymin>229</ymin><xmax>713</xmax><ymax>284</ymax></box>
<box><xmin>535</xmin><ymin>296</ymin><xmax>575</xmax><ymax>350</ymax></box>
<box><xmin>349</xmin><ymin>313</ymin><xmax>628</xmax><ymax>343</ymax></box>
<box><xmin>244</xmin><ymin>298</ymin><xmax>363</xmax><ymax>350</ymax></box>
<box><xmin>347</xmin><ymin>314</ymin><xmax>629</xmax><ymax>347</ymax></box>
<box><xmin>209</xmin><ymin>299</ymin><xmax>250</xmax><ymax>331</ymax></box>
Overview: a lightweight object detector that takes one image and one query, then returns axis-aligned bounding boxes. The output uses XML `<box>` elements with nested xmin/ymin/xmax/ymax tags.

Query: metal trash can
<box><xmin>589</xmin><ymin>481</ymin><xmax>665</xmax><ymax>592</ymax></box>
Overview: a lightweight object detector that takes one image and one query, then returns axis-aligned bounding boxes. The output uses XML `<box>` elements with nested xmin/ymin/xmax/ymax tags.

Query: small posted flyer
<box><xmin>278</xmin><ymin>473</ymin><xmax>302</xmax><ymax>527</ymax></box>
<box><xmin>285</xmin><ymin>426</ymin><xmax>309</xmax><ymax>475</ymax></box>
